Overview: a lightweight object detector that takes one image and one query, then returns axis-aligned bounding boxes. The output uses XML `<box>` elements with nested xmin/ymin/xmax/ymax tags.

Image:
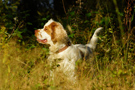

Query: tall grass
<box><xmin>0</xmin><ymin>1</ymin><xmax>135</xmax><ymax>89</ymax></box>
<box><xmin>0</xmin><ymin>21</ymin><xmax>135</xmax><ymax>90</ymax></box>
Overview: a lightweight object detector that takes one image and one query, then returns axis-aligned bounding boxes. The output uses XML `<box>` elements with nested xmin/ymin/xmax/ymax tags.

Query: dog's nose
<box><xmin>35</xmin><ymin>30</ymin><xmax>39</xmax><ymax>37</ymax></box>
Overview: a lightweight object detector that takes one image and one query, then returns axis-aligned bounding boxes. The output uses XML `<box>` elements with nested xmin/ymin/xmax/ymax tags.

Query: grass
<box><xmin>0</xmin><ymin>26</ymin><xmax>135</xmax><ymax>90</ymax></box>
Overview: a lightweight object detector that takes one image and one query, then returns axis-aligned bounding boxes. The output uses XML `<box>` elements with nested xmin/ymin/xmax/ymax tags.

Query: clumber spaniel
<box><xmin>35</xmin><ymin>19</ymin><xmax>103</xmax><ymax>81</ymax></box>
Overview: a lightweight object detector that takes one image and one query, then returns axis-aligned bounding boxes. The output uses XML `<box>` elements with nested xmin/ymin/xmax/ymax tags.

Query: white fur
<box><xmin>37</xmin><ymin>29</ymin><xmax>50</xmax><ymax>40</ymax></box>
<box><xmin>35</xmin><ymin>19</ymin><xmax>103</xmax><ymax>82</ymax></box>
<box><xmin>86</xmin><ymin>27</ymin><xmax>103</xmax><ymax>50</ymax></box>
<box><xmin>44</xmin><ymin>19</ymin><xmax>54</xmax><ymax>27</ymax></box>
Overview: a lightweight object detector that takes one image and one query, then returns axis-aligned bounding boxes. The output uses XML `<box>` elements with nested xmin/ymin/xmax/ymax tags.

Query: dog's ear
<box><xmin>51</xmin><ymin>22</ymin><xmax>71</xmax><ymax>45</ymax></box>
<box><xmin>50</xmin><ymin>22</ymin><xmax>58</xmax><ymax>44</ymax></box>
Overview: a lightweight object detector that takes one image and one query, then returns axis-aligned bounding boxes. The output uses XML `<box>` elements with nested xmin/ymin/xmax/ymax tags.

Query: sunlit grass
<box><xmin>0</xmin><ymin>26</ymin><xmax>135</xmax><ymax>90</ymax></box>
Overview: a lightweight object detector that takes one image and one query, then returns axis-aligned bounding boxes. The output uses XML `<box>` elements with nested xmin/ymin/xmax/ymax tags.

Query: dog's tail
<box><xmin>86</xmin><ymin>27</ymin><xmax>103</xmax><ymax>50</ymax></box>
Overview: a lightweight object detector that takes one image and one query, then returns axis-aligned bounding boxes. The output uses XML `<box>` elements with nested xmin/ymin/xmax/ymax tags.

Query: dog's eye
<box><xmin>44</xmin><ymin>28</ymin><xmax>47</xmax><ymax>31</ymax></box>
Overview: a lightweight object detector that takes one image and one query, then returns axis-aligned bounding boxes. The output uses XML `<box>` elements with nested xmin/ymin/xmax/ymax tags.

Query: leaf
<box><xmin>93</xmin><ymin>11</ymin><xmax>99</xmax><ymax>14</ymax></box>
<box><xmin>17</xmin><ymin>34</ymin><xmax>23</xmax><ymax>39</ymax></box>
<box><xmin>69</xmin><ymin>34</ymin><xmax>74</xmax><ymax>38</ymax></box>
<box><xmin>27</xmin><ymin>22</ymin><xmax>32</xmax><ymax>25</ymax></box>
<box><xmin>42</xmin><ymin>47</ymin><xmax>47</xmax><ymax>51</ymax></box>
<box><xmin>109</xmin><ymin>28</ymin><xmax>113</xmax><ymax>33</ymax></box>
<box><xmin>70</xmin><ymin>11</ymin><xmax>75</xmax><ymax>16</ymax></box>
<box><xmin>37</xmin><ymin>11</ymin><xmax>42</xmax><ymax>16</ymax></box>
<box><xmin>118</xmin><ymin>12</ymin><xmax>123</xmax><ymax>16</ymax></box>
<box><xmin>41</xmin><ymin>23</ymin><xmax>44</xmax><ymax>26</ymax></box>
<box><xmin>84</xmin><ymin>20</ymin><xmax>89</xmax><ymax>23</ymax></box>
<box><xmin>8</xmin><ymin>65</ymin><xmax>10</xmax><ymax>73</ymax></box>
<box><xmin>41</xmin><ymin>18</ymin><xmax>47</xmax><ymax>21</ymax></box>
<box><xmin>14</xmin><ymin>30</ymin><xmax>23</xmax><ymax>39</ymax></box>
<box><xmin>131</xmin><ymin>13</ymin><xmax>134</xmax><ymax>22</ymax></box>
<box><xmin>118</xmin><ymin>69</ymin><xmax>123</xmax><ymax>76</ymax></box>
<box><xmin>86</xmin><ymin>13</ymin><xmax>91</xmax><ymax>17</ymax></box>
<box><xmin>12</xmin><ymin>5</ymin><xmax>17</xmax><ymax>9</ymax></box>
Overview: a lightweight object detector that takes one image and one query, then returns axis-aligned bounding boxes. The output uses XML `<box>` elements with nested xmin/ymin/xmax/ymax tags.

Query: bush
<box><xmin>0</xmin><ymin>0</ymin><xmax>135</xmax><ymax>89</ymax></box>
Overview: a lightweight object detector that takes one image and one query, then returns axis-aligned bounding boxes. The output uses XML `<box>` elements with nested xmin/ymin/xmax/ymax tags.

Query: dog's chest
<box><xmin>48</xmin><ymin>52</ymin><xmax>75</xmax><ymax>70</ymax></box>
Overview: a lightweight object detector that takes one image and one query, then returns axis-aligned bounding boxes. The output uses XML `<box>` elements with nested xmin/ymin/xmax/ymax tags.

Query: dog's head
<box><xmin>35</xmin><ymin>19</ymin><xmax>71</xmax><ymax>46</ymax></box>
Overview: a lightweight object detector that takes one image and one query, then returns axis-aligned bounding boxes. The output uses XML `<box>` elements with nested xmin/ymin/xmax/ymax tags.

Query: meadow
<box><xmin>0</xmin><ymin>25</ymin><xmax>135</xmax><ymax>90</ymax></box>
<box><xmin>0</xmin><ymin>0</ymin><xmax>135</xmax><ymax>89</ymax></box>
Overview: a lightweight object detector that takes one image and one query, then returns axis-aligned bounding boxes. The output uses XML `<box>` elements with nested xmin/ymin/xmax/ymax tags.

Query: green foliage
<box><xmin>0</xmin><ymin>0</ymin><xmax>135</xmax><ymax>90</ymax></box>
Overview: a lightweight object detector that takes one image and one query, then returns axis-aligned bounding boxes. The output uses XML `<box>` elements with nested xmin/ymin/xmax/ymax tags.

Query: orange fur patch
<box><xmin>35</xmin><ymin>30</ymin><xmax>40</xmax><ymax>38</ymax></box>
<box><xmin>44</xmin><ymin>22</ymin><xmax>58</xmax><ymax>44</ymax></box>
<box><xmin>43</xmin><ymin>21</ymin><xmax>71</xmax><ymax>45</ymax></box>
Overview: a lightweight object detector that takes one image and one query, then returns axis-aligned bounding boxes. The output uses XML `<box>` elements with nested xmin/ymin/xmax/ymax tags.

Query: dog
<box><xmin>35</xmin><ymin>19</ymin><xmax>103</xmax><ymax>82</ymax></box>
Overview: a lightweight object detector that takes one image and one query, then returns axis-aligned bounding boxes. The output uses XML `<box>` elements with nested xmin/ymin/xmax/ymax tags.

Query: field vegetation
<box><xmin>0</xmin><ymin>0</ymin><xmax>135</xmax><ymax>89</ymax></box>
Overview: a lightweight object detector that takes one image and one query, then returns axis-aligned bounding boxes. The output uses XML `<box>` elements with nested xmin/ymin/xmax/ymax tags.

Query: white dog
<box><xmin>35</xmin><ymin>19</ymin><xmax>103</xmax><ymax>81</ymax></box>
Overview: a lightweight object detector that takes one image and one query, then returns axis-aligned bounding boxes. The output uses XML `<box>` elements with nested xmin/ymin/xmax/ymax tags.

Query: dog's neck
<box><xmin>49</xmin><ymin>43</ymin><xmax>69</xmax><ymax>54</ymax></box>
<box><xmin>56</xmin><ymin>45</ymin><xmax>68</xmax><ymax>53</ymax></box>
